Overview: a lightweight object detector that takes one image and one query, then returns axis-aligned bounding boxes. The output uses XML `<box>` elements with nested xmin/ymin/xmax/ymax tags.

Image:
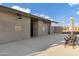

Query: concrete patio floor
<box><xmin>31</xmin><ymin>45</ymin><xmax>79</xmax><ymax>56</ymax></box>
<box><xmin>28</xmin><ymin>34</ymin><xmax>79</xmax><ymax>56</ymax></box>
<box><xmin>0</xmin><ymin>33</ymin><xmax>78</xmax><ymax>56</ymax></box>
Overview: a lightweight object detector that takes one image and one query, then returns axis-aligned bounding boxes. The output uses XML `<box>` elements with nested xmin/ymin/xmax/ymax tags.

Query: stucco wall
<box><xmin>32</xmin><ymin>22</ymin><xmax>38</xmax><ymax>37</ymax></box>
<box><xmin>54</xmin><ymin>26</ymin><xmax>63</xmax><ymax>33</ymax></box>
<box><xmin>50</xmin><ymin>26</ymin><xmax>54</xmax><ymax>34</ymax></box>
<box><xmin>38</xmin><ymin>20</ymin><xmax>49</xmax><ymax>36</ymax></box>
<box><xmin>0</xmin><ymin>10</ymin><xmax>31</xmax><ymax>43</ymax></box>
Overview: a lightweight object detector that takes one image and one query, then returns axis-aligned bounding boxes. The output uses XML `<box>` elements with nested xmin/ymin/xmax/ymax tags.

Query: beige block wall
<box><xmin>0</xmin><ymin>10</ymin><xmax>31</xmax><ymax>43</ymax></box>
<box><xmin>32</xmin><ymin>21</ymin><xmax>38</xmax><ymax>37</ymax></box>
<box><xmin>54</xmin><ymin>26</ymin><xmax>63</xmax><ymax>33</ymax></box>
<box><xmin>50</xmin><ymin>26</ymin><xmax>54</xmax><ymax>34</ymax></box>
<box><xmin>38</xmin><ymin>20</ymin><xmax>49</xmax><ymax>36</ymax></box>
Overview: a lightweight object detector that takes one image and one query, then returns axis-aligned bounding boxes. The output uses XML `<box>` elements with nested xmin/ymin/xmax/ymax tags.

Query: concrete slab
<box><xmin>0</xmin><ymin>34</ymin><xmax>69</xmax><ymax>56</ymax></box>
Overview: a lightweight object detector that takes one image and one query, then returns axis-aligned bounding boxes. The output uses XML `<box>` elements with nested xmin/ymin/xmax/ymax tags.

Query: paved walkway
<box><xmin>0</xmin><ymin>34</ymin><xmax>66</xmax><ymax>56</ymax></box>
<box><xmin>0</xmin><ymin>34</ymin><xmax>79</xmax><ymax>56</ymax></box>
<box><xmin>32</xmin><ymin>45</ymin><xmax>79</xmax><ymax>56</ymax></box>
<box><xmin>30</xmin><ymin>35</ymin><xmax>79</xmax><ymax>56</ymax></box>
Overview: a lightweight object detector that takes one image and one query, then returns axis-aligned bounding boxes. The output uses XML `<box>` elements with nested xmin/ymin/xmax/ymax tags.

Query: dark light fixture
<box><xmin>17</xmin><ymin>13</ymin><xmax>22</xmax><ymax>19</ymax></box>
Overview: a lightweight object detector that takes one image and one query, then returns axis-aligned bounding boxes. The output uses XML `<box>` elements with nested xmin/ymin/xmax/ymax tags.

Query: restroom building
<box><xmin>0</xmin><ymin>5</ymin><xmax>58</xmax><ymax>43</ymax></box>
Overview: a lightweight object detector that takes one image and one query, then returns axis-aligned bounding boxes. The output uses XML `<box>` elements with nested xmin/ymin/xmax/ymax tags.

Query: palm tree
<box><xmin>69</xmin><ymin>16</ymin><xmax>74</xmax><ymax>35</ymax></box>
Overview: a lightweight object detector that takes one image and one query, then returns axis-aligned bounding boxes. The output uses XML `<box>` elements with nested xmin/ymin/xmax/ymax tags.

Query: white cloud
<box><xmin>11</xmin><ymin>5</ymin><xmax>31</xmax><ymax>13</ymax></box>
<box><xmin>33</xmin><ymin>13</ymin><xmax>39</xmax><ymax>16</ymax></box>
<box><xmin>39</xmin><ymin>14</ymin><xmax>50</xmax><ymax>19</ymax></box>
<box><xmin>40</xmin><ymin>14</ymin><xmax>45</xmax><ymax>17</ymax></box>
<box><xmin>0</xmin><ymin>3</ymin><xmax>2</xmax><ymax>5</ymax></box>
<box><xmin>65</xmin><ymin>22</ymin><xmax>79</xmax><ymax>26</ymax></box>
<box><xmin>49</xmin><ymin>18</ymin><xmax>53</xmax><ymax>21</ymax></box>
<box><xmin>75</xmin><ymin>22</ymin><xmax>79</xmax><ymax>26</ymax></box>
<box><xmin>33</xmin><ymin>13</ymin><xmax>50</xmax><ymax>19</ymax></box>
<box><xmin>68</xmin><ymin>3</ymin><xmax>79</xmax><ymax>7</ymax></box>
<box><xmin>52</xmin><ymin>20</ymin><xmax>69</xmax><ymax>27</ymax></box>
<box><xmin>33</xmin><ymin>13</ymin><xmax>53</xmax><ymax>21</ymax></box>
<box><xmin>44</xmin><ymin>15</ymin><xmax>50</xmax><ymax>19</ymax></box>
<box><xmin>76</xmin><ymin>11</ymin><xmax>79</xmax><ymax>15</ymax></box>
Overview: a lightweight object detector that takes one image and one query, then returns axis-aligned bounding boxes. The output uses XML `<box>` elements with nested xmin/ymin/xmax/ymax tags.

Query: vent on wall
<box><xmin>17</xmin><ymin>13</ymin><xmax>22</xmax><ymax>19</ymax></box>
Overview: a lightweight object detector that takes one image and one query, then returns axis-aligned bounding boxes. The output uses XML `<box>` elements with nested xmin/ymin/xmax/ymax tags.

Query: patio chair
<box><xmin>64</xmin><ymin>34</ymin><xmax>77</xmax><ymax>49</ymax></box>
<box><xmin>64</xmin><ymin>35</ymin><xmax>71</xmax><ymax>47</ymax></box>
<box><xmin>71</xmin><ymin>35</ymin><xmax>77</xmax><ymax>49</ymax></box>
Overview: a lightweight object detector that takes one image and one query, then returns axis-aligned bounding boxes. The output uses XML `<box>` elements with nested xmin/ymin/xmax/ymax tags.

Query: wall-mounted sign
<box><xmin>15</xmin><ymin>25</ymin><xmax>22</xmax><ymax>31</ymax></box>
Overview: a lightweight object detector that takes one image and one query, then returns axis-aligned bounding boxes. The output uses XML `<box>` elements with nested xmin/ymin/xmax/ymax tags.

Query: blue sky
<box><xmin>1</xmin><ymin>3</ymin><xmax>79</xmax><ymax>26</ymax></box>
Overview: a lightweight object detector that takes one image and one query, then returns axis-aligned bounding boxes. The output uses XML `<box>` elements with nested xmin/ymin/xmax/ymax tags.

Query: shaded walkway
<box><xmin>33</xmin><ymin>45</ymin><xmax>79</xmax><ymax>56</ymax></box>
<box><xmin>30</xmin><ymin>34</ymin><xmax>79</xmax><ymax>56</ymax></box>
<box><xmin>0</xmin><ymin>34</ymin><xmax>66</xmax><ymax>56</ymax></box>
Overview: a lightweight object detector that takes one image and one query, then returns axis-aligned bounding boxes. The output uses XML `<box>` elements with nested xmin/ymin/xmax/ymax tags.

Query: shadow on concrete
<box><xmin>28</xmin><ymin>34</ymin><xmax>79</xmax><ymax>56</ymax></box>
